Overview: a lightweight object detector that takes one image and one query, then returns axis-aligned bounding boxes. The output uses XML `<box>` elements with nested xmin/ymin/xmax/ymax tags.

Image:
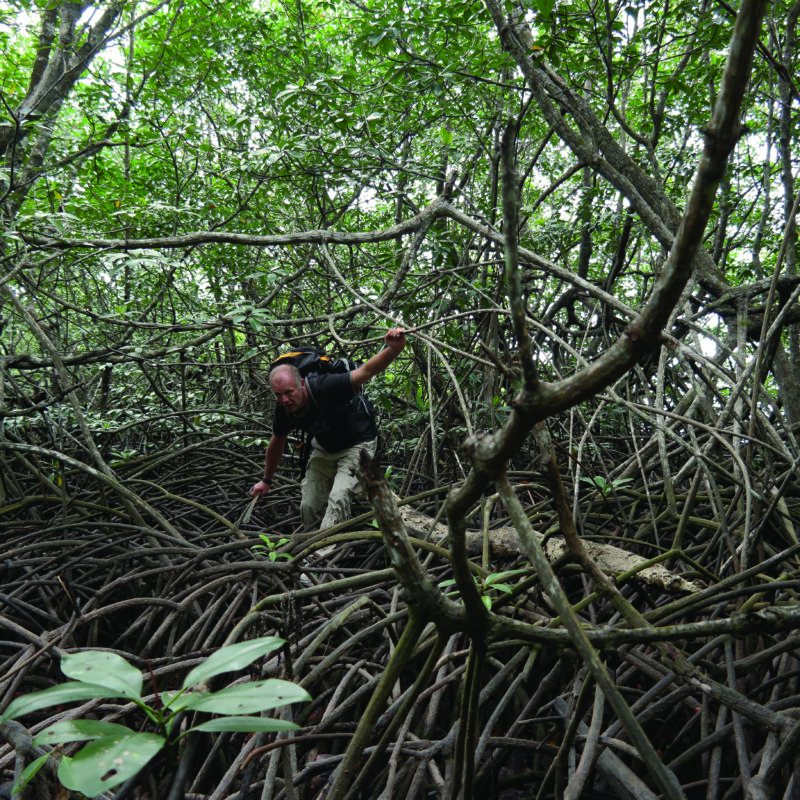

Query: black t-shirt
<box><xmin>272</xmin><ymin>372</ymin><xmax>378</xmax><ymax>453</ymax></box>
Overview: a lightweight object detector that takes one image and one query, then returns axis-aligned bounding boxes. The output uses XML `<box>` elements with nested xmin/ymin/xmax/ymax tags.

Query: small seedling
<box><xmin>439</xmin><ymin>569</ymin><xmax>530</xmax><ymax>610</ymax></box>
<box><xmin>580</xmin><ymin>475</ymin><xmax>632</xmax><ymax>497</ymax></box>
<box><xmin>252</xmin><ymin>535</ymin><xmax>292</xmax><ymax>561</ymax></box>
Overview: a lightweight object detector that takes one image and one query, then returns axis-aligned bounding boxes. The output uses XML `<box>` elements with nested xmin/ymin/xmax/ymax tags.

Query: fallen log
<box><xmin>399</xmin><ymin>507</ymin><xmax>704</xmax><ymax>594</ymax></box>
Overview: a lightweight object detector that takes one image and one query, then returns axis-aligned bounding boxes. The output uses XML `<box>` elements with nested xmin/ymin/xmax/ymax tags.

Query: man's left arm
<box><xmin>351</xmin><ymin>328</ymin><xmax>406</xmax><ymax>389</ymax></box>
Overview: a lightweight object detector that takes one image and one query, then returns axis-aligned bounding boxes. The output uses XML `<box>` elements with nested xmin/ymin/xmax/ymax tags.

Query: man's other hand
<box><xmin>385</xmin><ymin>328</ymin><xmax>406</xmax><ymax>353</ymax></box>
<box><xmin>250</xmin><ymin>480</ymin><xmax>271</xmax><ymax>498</ymax></box>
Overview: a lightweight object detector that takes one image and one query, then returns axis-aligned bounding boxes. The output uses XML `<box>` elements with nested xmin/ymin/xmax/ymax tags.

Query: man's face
<box><xmin>270</xmin><ymin>371</ymin><xmax>308</xmax><ymax>413</ymax></box>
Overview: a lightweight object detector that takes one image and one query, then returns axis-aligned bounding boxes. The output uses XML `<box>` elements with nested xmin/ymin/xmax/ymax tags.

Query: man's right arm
<box><xmin>351</xmin><ymin>328</ymin><xmax>406</xmax><ymax>388</ymax></box>
<box><xmin>250</xmin><ymin>434</ymin><xmax>288</xmax><ymax>497</ymax></box>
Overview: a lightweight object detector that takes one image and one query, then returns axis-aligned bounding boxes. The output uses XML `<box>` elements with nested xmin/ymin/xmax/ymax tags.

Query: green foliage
<box><xmin>0</xmin><ymin>0</ymin><xmax>795</xmax><ymax>533</ymax></box>
<box><xmin>0</xmin><ymin>0</ymin><xmax>765</xmax><ymax>442</ymax></box>
<box><xmin>440</xmin><ymin>569</ymin><xmax>530</xmax><ymax>610</ymax></box>
<box><xmin>1</xmin><ymin>2</ymin><xmax>797</xmax><ymax>798</ymax></box>
<box><xmin>252</xmin><ymin>535</ymin><xmax>293</xmax><ymax>561</ymax></box>
<box><xmin>580</xmin><ymin>476</ymin><xmax>633</xmax><ymax>497</ymax></box>
<box><xmin>1</xmin><ymin>638</ymin><xmax>309</xmax><ymax>796</ymax></box>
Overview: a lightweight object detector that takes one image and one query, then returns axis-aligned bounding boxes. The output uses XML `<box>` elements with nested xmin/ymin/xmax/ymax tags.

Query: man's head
<box><xmin>269</xmin><ymin>365</ymin><xmax>309</xmax><ymax>413</ymax></box>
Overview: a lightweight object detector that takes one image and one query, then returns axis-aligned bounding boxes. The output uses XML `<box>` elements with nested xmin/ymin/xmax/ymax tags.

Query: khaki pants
<box><xmin>300</xmin><ymin>438</ymin><xmax>378</xmax><ymax>531</ymax></box>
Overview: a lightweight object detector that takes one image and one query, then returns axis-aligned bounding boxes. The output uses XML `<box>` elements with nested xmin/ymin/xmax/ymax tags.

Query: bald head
<box><xmin>270</xmin><ymin>364</ymin><xmax>302</xmax><ymax>389</ymax></box>
<box><xmin>270</xmin><ymin>365</ymin><xmax>307</xmax><ymax>413</ymax></box>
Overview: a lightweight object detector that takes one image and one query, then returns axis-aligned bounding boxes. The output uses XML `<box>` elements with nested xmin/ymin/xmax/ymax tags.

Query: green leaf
<box><xmin>188</xmin><ymin>716</ymin><xmax>300</xmax><ymax>734</ymax></box>
<box><xmin>181</xmin><ymin>636</ymin><xmax>286</xmax><ymax>689</ymax></box>
<box><xmin>174</xmin><ymin>679</ymin><xmax>310</xmax><ymax>715</ymax></box>
<box><xmin>440</xmin><ymin>126</ymin><xmax>453</xmax><ymax>146</ymax></box>
<box><xmin>532</xmin><ymin>0</ymin><xmax>555</xmax><ymax>17</ymax></box>
<box><xmin>484</xmin><ymin>569</ymin><xmax>529</xmax><ymax>587</ymax></box>
<box><xmin>1</xmin><ymin>683</ymin><xmax>116</xmax><ymax>723</ymax></box>
<box><xmin>60</xmin><ymin>651</ymin><xmax>143</xmax><ymax>700</ymax></box>
<box><xmin>57</xmin><ymin>732</ymin><xmax>164</xmax><ymax>796</ymax></box>
<box><xmin>581</xmin><ymin>476</ymin><xmax>608</xmax><ymax>492</ymax></box>
<box><xmin>12</xmin><ymin>753</ymin><xmax>49</xmax><ymax>795</ymax></box>
<box><xmin>33</xmin><ymin>719</ymin><xmax>134</xmax><ymax>746</ymax></box>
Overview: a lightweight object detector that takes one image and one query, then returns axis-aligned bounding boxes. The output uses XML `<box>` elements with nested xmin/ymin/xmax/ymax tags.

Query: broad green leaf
<box><xmin>1</xmin><ymin>683</ymin><xmax>116</xmax><ymax>723</ymax></box>
<box><xmin>188</xmin><ymin>716</ymin><xmax>300</xmax><ymax>734</ymax></box>
<box><xmin>57</xmin><ymin>731</ymin><xmax>164</xmax><ymax>796</ymax></box>
<box><xmin>174</xmin><ymin>679</ymin><xmax>310</xmax><ymax>715</ymax></box>
<box><xmin>181</xmin><ymin>636</ymin><xmax>285</xmax><ymax>689</ymax></box>
<box><xmin>60</xmin><ymin>651</ymin><xmax>143</xmax><ymax>700</ymax></box>
<box><xmin>33</xmin><ymin>719</ymin><xmax>134</xmax><ymax>746</ymax></box>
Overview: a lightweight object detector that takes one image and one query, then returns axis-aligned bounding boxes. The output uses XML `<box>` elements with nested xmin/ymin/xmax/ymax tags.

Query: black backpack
<box><xmin>270</xmin><ymin>347</ymin><xmax>359</xmax><ymax>378</ymax></box>
<box><xmin>269</xmin><ymin>346</ymin><xmax>377</xmax><ymax>476</ymax></box>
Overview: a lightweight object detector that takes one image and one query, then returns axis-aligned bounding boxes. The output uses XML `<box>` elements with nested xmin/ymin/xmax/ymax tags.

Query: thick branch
<box><xmin>359</xmin><ymin>451</ymin><xmax>466</xmax><ymax>633</ymax></box>
<box><xmin>459</xmin><ymin>0</ymin><xmax>768</xmax><ymax>480</ymax></box>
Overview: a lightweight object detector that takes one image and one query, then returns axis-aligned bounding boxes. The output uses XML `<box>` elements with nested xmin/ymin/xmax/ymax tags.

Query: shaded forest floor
<box><xmin>3</xmin><ymin>421</ymin><xmax>800</xmax><ymax>800</ymax></box>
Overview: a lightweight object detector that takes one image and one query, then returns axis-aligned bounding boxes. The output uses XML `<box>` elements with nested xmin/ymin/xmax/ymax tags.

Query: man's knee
<box><xmin>320</xmin><ymin>491</ymin><xmax>351</xmax><ymax>530</ymax></box>
<box><xmin>300</xmin><ymin>495</ymin><xmax>322</xmax><ymax>530</ymax></box>
<box><xmin>301</xmin><ymin>480</ymin><xmax>330</xmax><ymax>530</ymax></box>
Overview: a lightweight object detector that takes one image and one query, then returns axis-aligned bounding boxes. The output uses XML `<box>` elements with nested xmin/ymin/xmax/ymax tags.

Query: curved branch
<box><xmin>459</xmin><ymin>0</ymin><xmax>768</xmax><ymax>479</ymax></box>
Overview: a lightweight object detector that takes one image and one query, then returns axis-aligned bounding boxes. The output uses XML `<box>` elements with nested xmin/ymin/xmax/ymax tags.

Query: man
<box><xmin>250</xmin><ymin>328</ymin><xmax>406</xmax><ymax>530</ymax></box>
